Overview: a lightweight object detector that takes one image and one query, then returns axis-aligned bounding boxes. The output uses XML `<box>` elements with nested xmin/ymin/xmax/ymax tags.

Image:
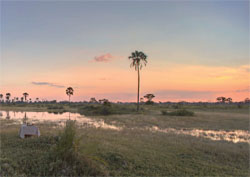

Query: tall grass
<box><xmin>0</xmin><ymin>120</ymin><xmax>107</xmax><ymax>176</ymax></box>
<box><xmin>49</xmin><ymin>120</ymin><xmax>107</xmax><ymax>176</ymax></box>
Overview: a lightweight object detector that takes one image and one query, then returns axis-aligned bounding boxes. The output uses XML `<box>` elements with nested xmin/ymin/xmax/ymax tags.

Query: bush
<box><xmin>161</xmin><ymin>109</ymin><xmax>194</xmax><ymax>116</ymax></box>
<box><xmin>78</xmin><ymin>105</ymin><xmax>112</xmax><ymax>116</ymax></box>
<box><xmin>78</xmin><ymin>104</ymin><xmax>138</xmax><ymax>116</ymax></box>
<box><xmin>145</xmin><ymin>101</ymin><xmax>154</xmax><ymax>105</ymax></box>
<box><xmin>49</xmin><ymin>120</ymin><xmax>107</xmax><ymax>176</ymax></box>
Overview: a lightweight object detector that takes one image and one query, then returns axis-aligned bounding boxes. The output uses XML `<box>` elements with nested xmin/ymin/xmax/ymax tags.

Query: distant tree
<box><xmin>20</xmin><ymin>97</ymin><xmax>24</xmax><ymax>102</ymax></box>
<box><xmin>245</xmin><ymin>98</ymin><xmax>250</xmax><ymax>103</ymax></box>
<box><xmin>15</xmin><ymin>97</ymin><xmax>19</xmax><ymax>102</ymax></box>
<box><xmin>0</xmin><ymin>94</ymin><xmax>3</xmax><ymax>102</ymax></box>
<box><xmin>216</xmin><ymin>96</ymin><xmax>226</xmax><ymax>103</ymax></box>
<box><xmin>23</xmin><ymin>92</ymin><xmax>29</xmax><ymax>102</ymax></box>
<box><xmin>140</xmin><ymin>97</ymin><xmax>144</xmax><ymax>103</ymax></box>
<box><xmin>129</xmin><ymin>50</ymin><xmax>147</xmax><ymax>111</ymax></box>
<box><xmin>225</xmin><ymin>97</ymin><xmax>232</xmax><ymax>103</ymax></box>
<box><xmin>29</xmin><ymin>98</ymin><xmax>32</xmax><ymax>103</ymax></box>
<box><xmin>99</xmin><ymin>99</ymin><xmax>110</xmax><ymax>105</ymax></box>
<box><xmin>36</xmin><ymin>98</ymin><xmax>39</xmax><ymax>102</ymax></box>
<box><xmin>6</xmin><ymin>93</ymin><xmax>11</xmax><ymax>102</ymax></box>
<box><xmin>144</xmin><ymin>94</ymin><xmax>155</xmax><ymax>102</ymax></box>
<box><xmin>89</xmin><ymin>97</ymin><xmax>98</xmax><ymax>103</ymax></box>
<box><xmin>66</xmin><ymin>87</ymin><xmax>74</xmax><ymax>102</ymax></box>
<box><xmin>144</xmin><ymin>94</ymin><xmax>155</xmax><ymax>105</ymax></box>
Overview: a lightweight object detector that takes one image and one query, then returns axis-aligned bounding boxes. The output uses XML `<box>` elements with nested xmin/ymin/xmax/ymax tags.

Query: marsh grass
<box><xmin>0</xmin><ymin>120</ymin><xmax>107</xmax><ymax>176</ymax></box>
<box><xmin>0</xmin><ymin>104</ymin><xmax>249</xmax><ymax>176</ymax></box>
<box><xmin>0</xmin><ymin>118</ymin><xmax>249</xmax><ymax>176</ymax></box>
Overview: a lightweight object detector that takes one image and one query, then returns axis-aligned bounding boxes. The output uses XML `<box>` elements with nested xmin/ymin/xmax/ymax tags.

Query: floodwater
<box><xmin>146</xmin><ymin>126</ymin><xmax>250</xmax><ymax>144</ymax></box>
<box><xmin>0</xmin><ymin>111</ymin><xmax>121</xmax><ymax>130</ymax></box>
<box><xmin>0</xmin><ymin>111</ymin><xmax>249</xmax><ymax>144</ymax></box>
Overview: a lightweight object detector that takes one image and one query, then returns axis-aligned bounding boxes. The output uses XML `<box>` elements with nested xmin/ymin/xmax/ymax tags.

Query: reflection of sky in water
<box><xmin>0</xmin><ymin>111</ymin><xmax>121</xmax><ymax>130</ymax></box>
<box><xmin>0</xmin><ymin>111</ymin><xmax>249</xmax><ymax>144</ymax></box>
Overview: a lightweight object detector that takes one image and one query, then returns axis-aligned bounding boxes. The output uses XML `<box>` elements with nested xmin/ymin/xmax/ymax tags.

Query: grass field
<box><xmin>0</xmin><ymin>103</ymin><xmax>249</xmax><ymax>176</ymax></box>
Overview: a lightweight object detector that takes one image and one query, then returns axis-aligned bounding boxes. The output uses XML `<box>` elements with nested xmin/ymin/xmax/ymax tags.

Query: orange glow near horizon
<box><xmin>1</xmin><ymin>64</ymin><xmax>249</xmax><ymax>102</ymax></box>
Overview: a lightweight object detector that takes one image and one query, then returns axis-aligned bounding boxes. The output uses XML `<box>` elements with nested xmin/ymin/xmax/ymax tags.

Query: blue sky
<box><xmin>0</xmin><ymin>1</ymin><xmax>249</xmax><ymax>101</ymax></box>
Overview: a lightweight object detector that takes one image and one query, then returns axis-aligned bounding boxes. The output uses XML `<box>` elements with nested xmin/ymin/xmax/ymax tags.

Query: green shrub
<box><xmin>161</xmin><ymin>109</ymin><xmax>194</xmax><ymax>116</ymax></box>
<box><xmin>78</xmin><ymin>104</ymin><xmax>139</xmax><ymax>116</ymax></box>
<box><xmin>49</xmin><ymin>120</ymin><xmax>107</xmax><ymax>176</ymax></box>
<box><xmin>145</xmin><ymin>101</ymin><xmax>154</xmax><ymax>105</ymax></box>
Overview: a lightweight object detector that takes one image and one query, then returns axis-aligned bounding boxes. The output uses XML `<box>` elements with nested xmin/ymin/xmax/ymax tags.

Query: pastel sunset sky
<box><xmin>1</xmin><ymin>1</ymin><xmax>249</xmax><ymax>102</ymax></box>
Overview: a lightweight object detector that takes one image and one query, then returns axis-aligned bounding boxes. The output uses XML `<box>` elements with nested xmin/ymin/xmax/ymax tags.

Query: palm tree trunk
<box><xmin>137</xmin><ymin>68</ymin><xmax>140</xmax><ymax>111</ymax></box>
<box><xmin>69</xmin><ymin>95</ymin><xmax>71</xmax><ymax>102</ymax></box>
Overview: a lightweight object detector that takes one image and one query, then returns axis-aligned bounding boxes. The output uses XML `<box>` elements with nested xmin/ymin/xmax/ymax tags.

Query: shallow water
<box><xmin>0</xmin><ymin>110</ymin><xmax>249</xmax><ymax>143</ymax></box>
<box><xmin>146</xmin><ymin>126</ymin><xmax>250</xmax><ymax>144</ymax></box>
<box><xmin>0</xmin><ymin>111</ymin><xmax>121</xmax><ymax>130</ymax></box>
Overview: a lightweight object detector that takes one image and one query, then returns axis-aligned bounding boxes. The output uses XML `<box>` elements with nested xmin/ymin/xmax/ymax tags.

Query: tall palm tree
<box><xmin>23</xmin><ymin>92</ymin><xmax>29</xmax><ymax>102</ymax></box>
<box><xmin>66</xmin><ymin>87</ymin><xmax>74</xmax><ymax>102</ymax></box>
<box><xmin>129</xmin><ymin>50</ymin><xmax>148</xmax><ymax>111</ymax></box>
<box><xmin>6</xmin><ymin>93</ymin><xmax>11</xmax><ymax>102</ymax></box>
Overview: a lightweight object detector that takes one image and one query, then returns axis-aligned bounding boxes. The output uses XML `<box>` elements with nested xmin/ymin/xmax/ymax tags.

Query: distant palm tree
<box><xmin>23</xmin><ymin>92</ymin><xmax>29</xmax><ymax>102</ymax></box>
<box><xmin>66</xmin><ymin>87</ymin><xmax>74</xmax><ymax>102</ymax></box>
<box><xmin>6</xmin><ymin>93</ymin><xmax>11</xmax><ymax>102</ymax></box>
<box><xmin>129</xmin><ymin>50</ymin><xmax>147</xmax><ymax>111</ymax></box>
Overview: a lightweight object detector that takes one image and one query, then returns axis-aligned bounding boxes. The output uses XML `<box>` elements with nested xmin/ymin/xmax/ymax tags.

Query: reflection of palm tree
<box><xmin>23</xmin><ymin>93</ymin><xmax>29</xmax><ymax>102</ymax></box>
<box><xmin>129</xmin><ymin>50</ymin><xmax>148</xmax><ymax>111</ymax></box>
<box><xmin>6</xmin><ymin>111</ymin><xmax>10</xmax><ymax>119</ymax></box>
<box><xmin>23</xmin><ymin>112</ymin><xmax>28</xmax><ymax>124</ymax></box>
<box><xmin>66</xmin><ymin>87</ymin><xmax>74</xmax><ymax>102</ymax></box>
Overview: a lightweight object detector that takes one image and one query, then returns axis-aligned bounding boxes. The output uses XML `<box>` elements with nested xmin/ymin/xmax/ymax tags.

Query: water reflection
<box><xmin>6</xmin><ymin>111</ymin><xmax>10</xmax><ymax>119</ymax></box>
<box><xmin>0</xmin><ymin>111</ymin><xmax>121</xmax><ymax>131</ymax></box>
<box><xmin>22</xmin><ymin>112</ymin><xmax>28</xmax><ymax>124</ymax></box>
<box><xmin>0</xmin><ymin>111</ymin><xmax>249</xmax><ymax>144</ymax></box>
<box><xmin>146</xmin><ymin>126</ymin><xmax>250</xmax><ymax>144</ymax></box>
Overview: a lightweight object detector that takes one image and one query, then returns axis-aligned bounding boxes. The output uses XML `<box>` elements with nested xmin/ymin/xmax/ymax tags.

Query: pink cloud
<box><xmin>92</xmin><ymin>53</ymin><xmax>114</xmax><ymax>63</ymax></box>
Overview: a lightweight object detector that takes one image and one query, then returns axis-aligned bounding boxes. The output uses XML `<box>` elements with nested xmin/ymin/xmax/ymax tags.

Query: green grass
<box><xmin>0</xmin><ymin>103</ymin><xmax>249</xmax><ymax>176</ymax></box>
<box><xmin>161</xmin><ymin>109</ymin><xmax>195</xmax><ymax>116</ymax></box>
<box><xmin>0</xmin><ymin>120</ymin><xmax>248</xmax><ymax>176</ymax></box>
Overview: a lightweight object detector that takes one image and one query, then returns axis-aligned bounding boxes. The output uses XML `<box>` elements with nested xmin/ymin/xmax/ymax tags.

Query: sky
<box><xmin>0</xmin><ymin>0</ymin><xmax>249</xmax><ymax>102</ymax></box>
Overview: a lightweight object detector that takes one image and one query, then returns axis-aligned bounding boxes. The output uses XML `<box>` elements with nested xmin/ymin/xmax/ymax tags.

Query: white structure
<box><xmin>19</xmin><ymin>124</ymin><xmax>40</xmax><ymax>139</ymax></box>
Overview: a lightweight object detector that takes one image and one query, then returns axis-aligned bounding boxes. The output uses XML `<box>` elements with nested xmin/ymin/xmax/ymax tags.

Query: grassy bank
<box><xmin>0</xmin><ymin>119</ymin><xmax>249</xmax><ymax>176</ymax></box>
